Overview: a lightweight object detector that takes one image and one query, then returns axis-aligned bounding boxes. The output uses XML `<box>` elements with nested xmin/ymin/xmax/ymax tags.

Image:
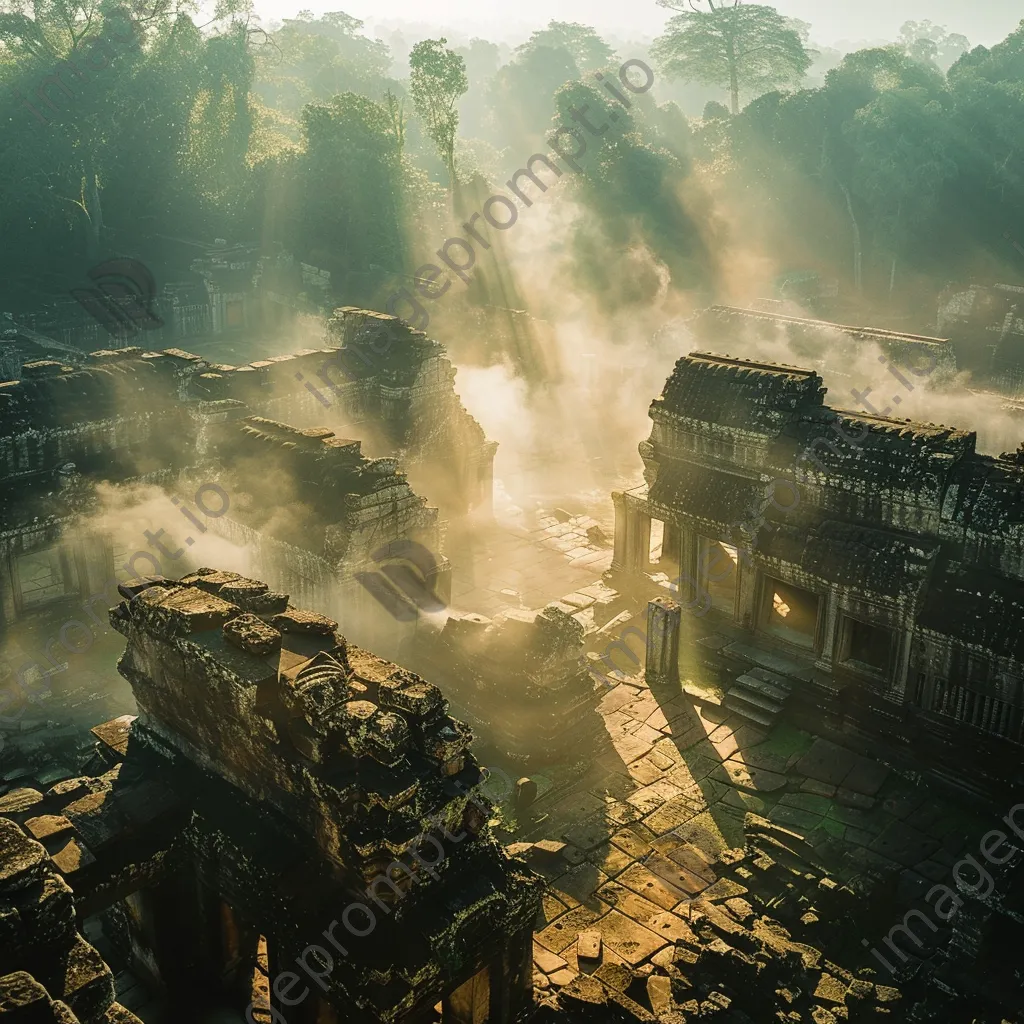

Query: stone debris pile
<box><xmin>0</xmin><ymin>816</ymin><xmax>142</xmax><ymax>1023</ymax></box>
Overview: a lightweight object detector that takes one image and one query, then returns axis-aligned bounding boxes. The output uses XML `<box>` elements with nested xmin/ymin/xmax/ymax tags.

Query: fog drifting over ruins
<box><xmin>7</xmin><ymin>1</ymin><xmax>1024</xmax><ymax>1019</ymax></box>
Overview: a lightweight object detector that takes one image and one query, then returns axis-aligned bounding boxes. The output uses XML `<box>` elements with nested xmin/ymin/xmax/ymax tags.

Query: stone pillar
<box><xmin>497</xmin><ymin>924</ymin><xmax>533</xmax><ymax>1023</ymax></box>
<box><xmin>645</xmin><ymin>598</ymin><xmax>681</xmax><ymax>689</ymax></box>
<box><xmin>134</xmin><ymin>875</ymin><xmax>229</xmax><ymax>1003</ymax></box>
<box><xmin>814</xmin><ymin>586</ymin><xmax>840</xmax><ymax>674</ymax></box>
<box><xmin>442</xmin><ymin>964</ymin><xmax>492</xmax><ymax>1023</ymax></box>
<box><xmin>513</xmin><ymin>778</ymin><xmax>537</xmax><ymax>814</ymax></box>
<box><xmin>0</xmin><ymin>338</ymin><xmax>20</xmax><ymax>382</ymax></box>
<box><xmin>428</xmin><ymin>558</ymin><xmax>453</xmax><ymax>611</ymax></box>
<box><xmin>476</xmin><ymin>443</ymin><xmax>497</xmax><ymax>518</ymax></box>
<box><xmin>676</xmin><ymin>528</ymin><xmax>698</xmax><ymax>605</ymax></box>
<box><xmin>611</xmin><ymin>492</ymin><xmax>628</xmax><ymax>572</ymax></box>
<box><xmin>266</xmin><ymin>937</ymin><xmax>329</xmax><ymax>1024</ymax></box>
<box><xmin>888</xmin><ymin>626</ymin><xmax>914</xmax><ymax>704</ymax></box>
<box><xmin>215</xmin><ymin>900</ymin><xmax>262</xmax><ymax>1015</ymax></box>
<box><xmin>633</xmin><ymin>513</ymin><xmax>651</xmax><ymax>576</ymax></box>
<box><xmin>123</xmin><ymin>873</ymin><xmax>261</xmax><ymax>1016</ymax></box>
<box><xmin>612</xmin><ymin>494</ymin><xmax>651</xmax><ymax>577</ymax></box>
<box><xmin>0</xmin><ymin>548</ymin><xmax>16</xmax><ymax>627</ymax></box>
<box><xmin>733</xmin><ymin>534</ymin><xmax>758</xmax><ymax>631</ymax></box>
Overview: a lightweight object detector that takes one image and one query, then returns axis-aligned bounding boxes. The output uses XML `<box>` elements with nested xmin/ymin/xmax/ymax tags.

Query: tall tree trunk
<box><xmin>839</xmin><ymin>183</ymin><xmax>862</xmax><ymax>294</ymax></box>
<box><xmin>728</xmin><ymin>49</ymin><xmax>739</xmax><ymax>114</ymax></box>
<box><xmin>445</xmin><ymin>139</ymin><xmax>457</xmax><ymax>194</ymax></box>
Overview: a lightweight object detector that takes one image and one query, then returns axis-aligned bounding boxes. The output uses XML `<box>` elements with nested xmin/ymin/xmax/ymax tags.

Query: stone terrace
<box><xmin>499</xmin><ymin>638</ymin><xmax>1010</xmax><ymax>1022</ymax></box>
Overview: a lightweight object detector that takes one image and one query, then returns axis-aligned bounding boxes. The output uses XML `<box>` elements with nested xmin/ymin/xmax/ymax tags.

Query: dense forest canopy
<box><xmin>1</xmin><ymin>0</ymin><xmax>1023</xmax><ymax>322</ymax></box>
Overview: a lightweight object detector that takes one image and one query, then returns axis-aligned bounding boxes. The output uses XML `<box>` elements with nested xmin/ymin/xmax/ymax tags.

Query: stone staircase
<box><xmin>723</xmin><ymin>667</ymin><xmax>793</xmax><ymax>729</ymax></box>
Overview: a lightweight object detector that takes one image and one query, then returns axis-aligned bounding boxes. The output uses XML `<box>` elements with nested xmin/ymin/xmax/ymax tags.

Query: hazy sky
<box><xmin>254</xmin><ymin>0</ymin><xmax>1022</xmax><ymax>49</ymax></box>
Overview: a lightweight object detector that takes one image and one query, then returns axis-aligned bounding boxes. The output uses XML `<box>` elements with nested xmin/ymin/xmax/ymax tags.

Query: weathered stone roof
<box><xmin>946</xmin><ymin>455</ymin><xmax>1024</xmax><ymax>535</ymax></box>
<box><xmin>203</xmin><ymin>415</ymin><xmax>436</xmax><ymax>552</ymax></box>
<box><xmin>762</xmin><ymin>520</ymin><xmax>939</xmax><ymax>599</ymax></box>
<box><xmin>0</xmin><ymin>359</ymin><xmax>178</xmax><ymax>431</ymax></box>
<box><xmin>328</xmin><ymin>307</ymin><xmax>443</xmax><ymax>386</ymax></box>
<box><xmin>656</xmin><ymin>354</ymin><xmax>1024</xmax><ymax>554</ymax></box>
<box><xmin>648</xmin><ymin>461</ymin><xmax>762</xmax><ymax>527</ymax></box>
<box><xmin>656</xmin><ymin>352</ymin><xmax>826</xmax><ymax>430</ymax></box>
<box><xmin>773</xmin><ymin>410</ymin><xmax>976</xmax><ymax>489</ymax></box>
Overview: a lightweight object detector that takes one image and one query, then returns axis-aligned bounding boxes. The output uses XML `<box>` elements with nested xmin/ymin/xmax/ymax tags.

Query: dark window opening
<box><xmin>760</xmin><ymin>577</ymin><xmax>819</xmax><ymax>649</ymax></box>
<box><xmin>17</xmin><ymin>546</ymin><xmax>78</xmax><ymax>610</ymax></box>
<box><xmin>839</xmin><ymin>616</ymin><xmax>893</xmax><ymax>675</ymax></box>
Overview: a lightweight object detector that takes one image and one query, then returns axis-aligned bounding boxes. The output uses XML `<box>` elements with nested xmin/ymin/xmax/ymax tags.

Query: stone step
<box><xmin>726</xmin><ymin>685</ymin><xmax>784</xmax><ymax>717</ymax></box>
<box><xmin>734</xmin><ymin>673</ymin><xmax>790</xmax><ymax>704</ymax></box>
<box><xmin>724</xmin><ymin>641</ymin><xmax>815</xmax><ymax>684</ymax></box>
<box><xmin>722</xmin><ymin>693</ymin><xmax>776</xmax><ymax>728</ymax></box>
<box><xmin>747</xmin><ymin>667</ymin><xmax>793</xmax><ymax>695</ymax></box>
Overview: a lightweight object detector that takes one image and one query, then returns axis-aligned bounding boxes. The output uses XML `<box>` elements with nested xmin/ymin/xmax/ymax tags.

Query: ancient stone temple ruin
<box><xmin>0</xmin><ymin>320</ymin><xmax>479</xmax><ymax>651</ymax></box>
<box><xmin>188</xmin><ymin>413</ymin><xmax>451</xmax><ymax>655</ymax></box>
<box><xmin>0</xmin><ymin>811</ymin><xmax>142</xmax><ymax>1022</ymax></box>
<box><xmin>0</xmin><ymin>349</ymin><xmax>195</xmax><ymax>630</ymax></box>
<box><xmin>1</xmin><ymin>571</ymin><xmax>541</xmax><ymax>1022</ymax></box>
<box><xmin>408</xmin><ymin>605</ymin><xmax>602</xmax><ymax>767</ymax></box>
<box><xmin>613</xmin><ymin>351</ymin><xmax>1024</xmax><ymax>794</ymax></box>
<box><xmin>937</xmin><ymin>282</ymin><xmax>1024</xmax><ymax>392</ymax></box>
<box><xmin>191</xmin><ymin>307</ymin><xmax>497</xmax><ymax>517</ymax></box>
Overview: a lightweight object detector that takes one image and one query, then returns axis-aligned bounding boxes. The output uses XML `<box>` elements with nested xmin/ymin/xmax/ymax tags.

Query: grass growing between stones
<box><xmin>754</xmin><ymin>722</ymin><xmax>814</xmax><ymax>762</ymax></box>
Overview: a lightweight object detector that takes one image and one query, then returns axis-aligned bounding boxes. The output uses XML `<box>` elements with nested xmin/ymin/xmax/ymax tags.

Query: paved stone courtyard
<box><xmin>497</xmin><ymin>660</ymin><xmax>995</xmax><ymax>1018</ymax></box>
<box><xmin>446</xmin><ymin>510</ymin><xmax>613</xmax><ymax>619</ymax></box>
<box><xmin>1</xmin><ymin>498</ymin><xmax>1012</xmax><ymax>1021</ymax></box>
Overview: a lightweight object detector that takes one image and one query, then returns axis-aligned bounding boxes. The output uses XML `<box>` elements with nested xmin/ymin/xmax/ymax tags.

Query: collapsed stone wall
<box><xmin>0</xmin><ymin>816</ymin><xmax>142</xmax><ymax>1023</ymax></box>
<box><xmin>100</xmin><ymin>568</ymin><xmax>542</xmax><ymax>1021</ymax></box>
<box><xmin>409</xmin><ymin>604</ymin><xmax>603</xmax><ymax>767</ymax></box>
<box><xmin>520</xmin><ymin>811</ymin><xmax>1020</xmax><ymax>1024</ymax></box>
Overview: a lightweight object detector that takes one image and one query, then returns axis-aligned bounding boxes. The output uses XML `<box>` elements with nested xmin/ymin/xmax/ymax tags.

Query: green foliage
<box><xmin>486</xmin><ymin>43</ymin><xmax>579</xmax><ymax>156</ymax></box>
<box><xmin>551</xmin><ymin>80</ymin><xmax>712</xmax><ymax>309</ymax></box>
<box><xmin>182</xmin><ymin>22</ymin><xmax>256</xmax><ymax>211</ymax></box>
<box><xmin>845</xmin><ymin>87</ymin><xmax>957</xmax><ymax>290</ymax></box>
<box><xmin>949</xmin><ymin>19</ymin><xmax>1024</xmax><ymax>84</ymax></box>
<box><xmin>898</xmin><ymin>20</ymin><xmax>970</xmax><ymax>72</ymax></box>
<box><xmin>254</xmin><ymin>9</ymin><xmax>392</xmax><ymax>121</ymax></box>
<box><xmin>293</xmin><ymin>91</ymin><xmax>407</xmax><ymax>276</ymax></box>
<box><xmin>3</xmin><ymin>1</ymin><xmax>1024</xmax><ymax>334</ymax></box>
<box><xmin>0</xmin><ymin>0</ymin><xmax>185</xmax><ymax>272</ymax></box>
<box><xmin>652</xmin><ymin>1</ymin><xmax>812</xmax><ymax>114</ymax></box>
<box><xmin>408</xmin><ymin>37</ymin><xmax>467</xmax><ymax>187</ymax></box>
<box><xmin>515</xmin><ymin>20</ymin><xmax>616</xmax><ymax>73</ymax></box>
<box><xmin>694</xmin><ymin>27</ymin><xmax>1024</xmax><ymax>303</ymax></box>
<box><xmin>453</xmin><ymin>37</ymin><xmax>499</xmax><ymax>139</ymax></box>
<box><xmin>454</xmin><ymin>37</ymin><xmax>499</xmax><ymax>82</ymax></box>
